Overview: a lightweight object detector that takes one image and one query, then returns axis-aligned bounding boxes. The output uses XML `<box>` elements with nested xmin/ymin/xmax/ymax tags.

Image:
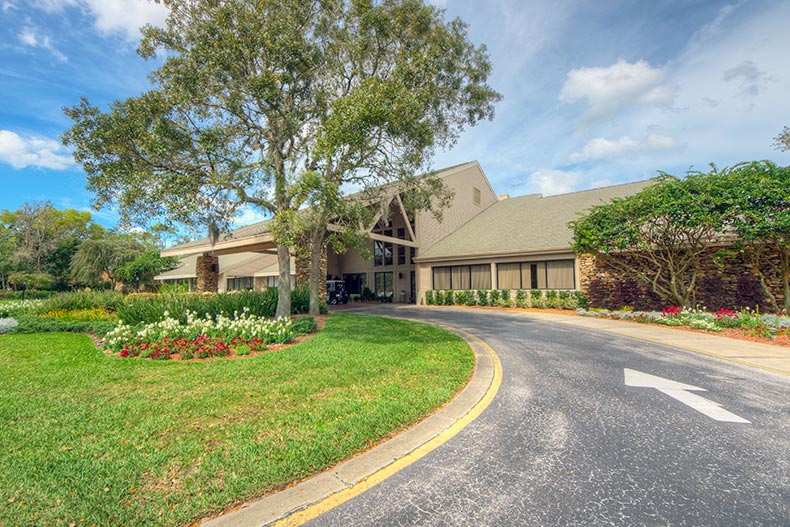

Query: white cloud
<box><xmin>0</xmin><ymin>130</ymin><xmax>73</xmax><ymax>170</ymax></box>
<box><xmin>30</xmin><ymin>0</ymin><xmax>168</xmax><ymax>40</ymax></box>
<box><xmin>18</xmin><ymin>27</ymin><xmax>68</xmax><ymax>62</ymax></box>
<box><xmin>570</xmin><ymin>133</ymin><xmax>681</xmax><ymax>161</ymax></box>
<box><xmin>232</xmin><ymin>205</ymin><xmax>268</xmax><ymax>228</ymax></box>
<box><xmin>527</xmin><ymin>169</ymin><xmax>581</xmax><ymax>196</ymax></box>
<box><xmin>560</xmin><ymin>59</ymin><xmax>676</xmax><ymax>125</ymax></box>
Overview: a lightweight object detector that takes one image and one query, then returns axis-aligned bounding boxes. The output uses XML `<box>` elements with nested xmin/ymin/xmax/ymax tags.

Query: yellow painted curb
<box><xmin>270</xmin><ymin>328</ymin><xmax>503</xmax><ymax>527</ymax></box>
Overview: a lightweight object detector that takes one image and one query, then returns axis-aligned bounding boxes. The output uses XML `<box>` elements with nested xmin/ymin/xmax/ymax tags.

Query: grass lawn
<box><xmin>0</xmin><ymin>314</ymin><xmax>473</xmax><ymax>527</ymax></box>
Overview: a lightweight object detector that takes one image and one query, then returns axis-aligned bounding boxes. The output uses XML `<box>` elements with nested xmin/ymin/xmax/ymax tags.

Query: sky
<box><xmin>1</xmin><ymin>0</ymin><xmax>789</xmax><ymax>230</ymax></box>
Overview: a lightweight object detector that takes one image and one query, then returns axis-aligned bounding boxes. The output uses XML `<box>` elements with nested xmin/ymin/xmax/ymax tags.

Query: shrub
<box><xmin>290</xmin><ymin>285</ymin><xmax>311</xmax><ymax>314</ymax></box>
<box><xmin>489</xmin><ymin>289</ymin><xmax>500</xmax><ymax>305</ymax></box>
<box><xmin>117</xmin><ymin>289</ymin><xmax>280</xmax><ymax>325</ymax></box>
<box><xmin>465</xmin><ymin>290</ymin><xmax>476</xmax><ymax>306</ymax></box>
<box><xmin>476</xmin><ymin>290</ymin><xmax>488</xmax><ymax>306</ymax></box>
<box><xmin>454</xmin><ymin>290</ymin><xmax>468</xmax><ymax>305</ymax></box>
<box><xmin>434</xmin><ymin>290</ymin><xmax>445</xmax><ymax>305</ymax></box>
<box><xmin>515</xmin><ymin>289</ymin><xmax>528</xmax><ymax>308</ymax></box>
<box><xmin>425</xmin><ymin>290</ymin><xmax>435</xmax><ymax>305</ymax></box>
<box><xmin>38</xmin><ymin>290</ymin><xmax>124</xmax><ymax>314</ymax></box>
<box><xmin>360</xmin><ymin>286</ymin><xmax>376</xmax><ymax>301</ymax></box>
<box><xmin>499</xmin><ymin>289</ymin><xmax>512</xmax><ymax>307</ymax></box>
<box><xmin>291</xmin><ymin>316</ymin><xmax>317</xmax><ymax>336</ymax></box>
<box><xmin>10</xmin><ymin>314</ymin><xmax>116</xmax><ymax>336</ymax></box>
<box><xmin>546</xmin><ymin>290</ymin><xmax>562</xmax><ymax>309</ymax></box>
<box><xmin>158</xmin><ymin>282</ymin><xmax>189</xmax><ymax>294</ymax></box>
<box><xmin>444</xmin><ymin>290</ymin><xmax>455</xmax><ymax>306</ymax></box>
<box><xmin>574</xmin><ymin>290</ymin><xmax>589</xmax><ymax>309</ymax></box>
<box><xmin>531</xmin><ymin>289</ymin><xmax>546</xmax><ymax>308</ymax></box>
<box><xmin>0</xmin><ymin>299</ymin><xmax>44</xmax><ymax>317</ymax></box>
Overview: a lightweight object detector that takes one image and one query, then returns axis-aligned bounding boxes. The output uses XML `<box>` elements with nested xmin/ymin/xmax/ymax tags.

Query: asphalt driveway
<box><xmin>305</xmin><ymin>305</ymin><xmax>790</xmax><ymax>527</ymax></box>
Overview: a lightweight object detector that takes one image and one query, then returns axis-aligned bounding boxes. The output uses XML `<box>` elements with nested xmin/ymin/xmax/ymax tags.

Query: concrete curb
<box><xmin>200</xmin><ymin>321</ymin><xmax>502</xmax><ymax>527</ymax></box>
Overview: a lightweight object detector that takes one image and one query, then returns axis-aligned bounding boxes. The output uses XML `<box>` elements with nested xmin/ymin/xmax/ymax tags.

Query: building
<box><xmin>159</xmin><ymin>161</ymin><xmax>652</xmax><ymax>302</ymax></box>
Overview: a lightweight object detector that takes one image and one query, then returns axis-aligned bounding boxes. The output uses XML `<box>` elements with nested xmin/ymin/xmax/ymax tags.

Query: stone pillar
<box><xmin>294</xmin><ymin>249</ymin><xmax>328</xmax><ymax>300</ymax></box>
<box><xmin>196</xmin><ymin>254</ymin><xmax>219</xmax><ymax>293</ymax></box>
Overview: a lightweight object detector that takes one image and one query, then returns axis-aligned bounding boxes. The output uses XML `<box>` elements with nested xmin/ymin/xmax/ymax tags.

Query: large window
<box><xmin>343</xmin><ymin>273</ymin><xmax>367</xmax><ymax>295</ymax></box>
<box><xmin>374</xmin><ymin>272</ymin><xmax>394</xmax><ymax>300</ymax></box>
<box><xmin>432</xmin><ymin>264</ymin><xmax>491</xmax><ymax>290</ymax></box>
<box><xmin>496</xmin><ymin>259</ymin><xmax>575</xmax><ymax>290</ymax></box>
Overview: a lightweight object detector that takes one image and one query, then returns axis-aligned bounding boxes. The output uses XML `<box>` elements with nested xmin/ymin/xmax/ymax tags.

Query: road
<box><xmin>306</xmin><ymin>306</ymin><xmax>790</xmax><ymax>527</ymax></box>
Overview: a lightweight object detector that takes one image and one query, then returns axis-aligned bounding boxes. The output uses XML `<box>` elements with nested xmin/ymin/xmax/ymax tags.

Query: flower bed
<box><xmin>577</xmin><ymin>306</ymin><xmax>790</xmax><ymax>340</ymax></box>
<box><xmin>105</xmin><ymin>308</ymin><xmax>294</xmax><ymax>360</ymax></box>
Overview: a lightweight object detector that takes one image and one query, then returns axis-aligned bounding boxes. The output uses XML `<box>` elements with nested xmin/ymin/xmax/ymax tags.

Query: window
<box><xmin>432</xmin><ymin>264</ymin><xmax>491</xmax><ymax>290</ymax></box>
<box><xmin>343</xmin><ymin>273</ymin><xmax>367</xmax><ymax>295</ymax></box>
<box><xmin>227</xmin><ymin>276</ymin><xmax>254</xmax><ymax>291</ymax></box>
<box><xmin>266</xmin><ymin>276</ymin><xmax>278</xmax><ymax>288</ymax></box>
<box><xmin>397</xmin><ymin>227</ymin><xmax>405</xmax><ymax>239</ymax></box>
<box><xmin>374</xmin><ymin>272</ymin><xmax>394</xmax><ymax>300</ymax></box>
<box><xmin>397</xmin><ymin>245</ymin><xmax>406</xmax><ymax>265</ymax></box>
<box><xmin>410</xmin><ymin>247</ymin><xmax>416</xmax><ymax>264</ymax></box>
<box><xmin>495</xmin><ymin>259</ymin><xmax>575</xmax><ymax>290</ymax></box>
<box><xmin>473</xmin><ymin>187</ymin><xmax>482</xmax><ymax>206</ymax></box>
<box><xmin>374</xmin><ymin>240</ymin><xmax>393</xmax><ymax>267</ymax></box>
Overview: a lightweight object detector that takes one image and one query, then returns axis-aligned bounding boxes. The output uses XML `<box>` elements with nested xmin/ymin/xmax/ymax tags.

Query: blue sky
<box><xmin>1</xmin><ymin>0</ymin><xmax>789</xmax><ymax>229</ymax></box>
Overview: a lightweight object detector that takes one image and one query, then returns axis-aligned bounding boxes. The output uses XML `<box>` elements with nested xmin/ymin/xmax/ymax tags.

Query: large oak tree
<box><xmin>63</xmin><ymin>0</ymin><xmax>500</xmax><ymax>316</ymax></box>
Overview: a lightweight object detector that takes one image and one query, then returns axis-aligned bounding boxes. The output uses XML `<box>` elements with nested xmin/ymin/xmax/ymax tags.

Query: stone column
<box><xmin>196</xmin><ymin>254</ymin><xmax>219</xmax><ymax>293</ymax></box>
<box><xmin>294</xmin><ymin>249</ymin><xmax>328</xmax><ymax>300</ymax></box>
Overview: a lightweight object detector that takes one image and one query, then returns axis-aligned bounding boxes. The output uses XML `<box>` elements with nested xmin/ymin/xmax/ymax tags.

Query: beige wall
<box><xmin>415</xmin><ymin>162</ymin><xmax>497</xmax><ymax>252</ymax></box>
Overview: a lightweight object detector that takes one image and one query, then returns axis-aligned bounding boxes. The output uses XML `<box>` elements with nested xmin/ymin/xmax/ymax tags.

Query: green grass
<box><xmin>0</xmin><ymin>314</ymin><xmax>473</xmax><ymax>527</ymax></box>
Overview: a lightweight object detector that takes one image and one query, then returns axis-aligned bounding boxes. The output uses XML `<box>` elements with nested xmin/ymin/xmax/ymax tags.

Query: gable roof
<box><xmin>415</xmin><ymin>179</ymin><xmax>656</xmax><ymax>262</ymax></box>
<box><xmin>162</xmin><ymin>161</ymin><xmax>481</xmax><ymax>257</ymax></box>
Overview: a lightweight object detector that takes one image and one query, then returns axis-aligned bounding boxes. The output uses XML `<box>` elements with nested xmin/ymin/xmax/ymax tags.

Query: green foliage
<box><xmin>454</xmin><ymin>290</ymin><xmax>468</xmax><ymax>305</ymax></box>
<box><xmin>499</xmin><ymin>289</ymin><xmax>511</xmax><ymax>307</ymax></box>
<box><xmin>115</xmin><ymin>250</ymin><xmax>179</xmax><ymax>291</ymax></box>
<box><xmin>425</xmin><ymin>290</ymin><xmax>434</xmax><ymax>305</ymax></box>
<box><xmin>360</xmin><ymin>287</ymin><xmax>376</xmax><ymax>302</ymax></box>
<box><xmin>291</xmin><ymin>316</ymin><xmax>318</xmax><ymax>336</ymax></box>
<box><xmin>434</xmin><ymin>290</ymin><xmax>445</xmax><ymax>305</ymax></box>
<box><xmin>465</xmin><ymin>290</ymin><xmax>477</xmax><ymax>306</ymax></box>
<box><xmin>10</xmin><ymin>314</ymin><xmax>116</xmax><ymax>336</ymax></box>
<box><xmin>70</xmin><ymin>234</ymin><xmax>144</xmax><ymax>287</ymax></box>
<box><xmin>38</xmin><ymin>290</ymin><xmax>124</xmax><ymax>314</ymax></box>
<box><xmin>476</xmin><ymin>290</ymin><xmax>488</xmax><ymax>306</ymax></box>
<box><xmin>444</xmin><ymin>290</ymin><xmax>454</xmax><ymax>306</ymax></box>
<box><xmin>515</xmin><ymin>289</ymin><xmax>528</xmax><ymax>308</ymax></box>
<box><xmin>773</xmin><ymin>125</ymin><xmax>790</xmax><ymax>151</ymax></box>
<box><xmin>489</xmin><ymin>289</ymin><xmax>500</xmax><ymax>305</ymax></box>
<box><xmin>158</xmin><ymin>281</ymin><xmax>189</xmax><ymax>294</ymax></box>
<box><xmin>115</xmin><ymin>288</ymin><xmax>311</xmax><ymax>325</ymax></box>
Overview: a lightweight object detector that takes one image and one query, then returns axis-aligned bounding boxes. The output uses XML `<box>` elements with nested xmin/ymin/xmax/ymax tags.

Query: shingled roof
<box><xmin>415</xmin><ymin>179</ymin><xmax>655</xmax><ymax>261</ymax></box>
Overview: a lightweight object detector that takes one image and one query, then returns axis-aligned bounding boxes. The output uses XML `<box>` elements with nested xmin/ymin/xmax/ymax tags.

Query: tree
<box><xmin>570</xmin><ymin>172</ymin><xmax>728</xmax><ymax>307</ymax></box>
<box><xmin>718</xmin><ymin>161</ymin><xmax>790</xmax><ymax>313</ymax></box>
<box><xmin>115</xmin><ymin>250</ymin><xmax>179</xmax><ymax>292</ymax></box>
<box><xmin>773</xmin><ymin>126</ymin><xmax>790</xmax><ymax>151</ymax></box>
<box><xmin>70</xmin><ymin>235</ymin><xmax>145</xmax><ymax>289</ymax></box>
<box><xmin>63</xmin><ymin>0</ymin><xmax>500</xmax><ymax>317</ymax></box>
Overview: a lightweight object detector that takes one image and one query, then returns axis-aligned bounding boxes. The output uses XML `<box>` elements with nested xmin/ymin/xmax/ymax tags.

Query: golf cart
<box><xmin>326</xmin><ymin>280</ymin><xmax>349</xmax><ymax>305</ymax></box>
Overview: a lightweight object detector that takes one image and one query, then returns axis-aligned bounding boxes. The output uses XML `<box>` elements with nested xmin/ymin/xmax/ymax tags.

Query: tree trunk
<box><xmin>308</xmin><ymin>230</ymin><xmax>326</xmax><ymax>316</ymax></box>
<box><xmin>276</xmin><ymin>244</ymin><xmax>292</xmax><ymax>318</ymax></box>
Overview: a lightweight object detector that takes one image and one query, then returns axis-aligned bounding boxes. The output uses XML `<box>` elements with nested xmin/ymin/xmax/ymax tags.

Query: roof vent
<box><xmin>497</xmin><ymin>194</ymin><xmax>510</xmax><ymax>201</ymax></box>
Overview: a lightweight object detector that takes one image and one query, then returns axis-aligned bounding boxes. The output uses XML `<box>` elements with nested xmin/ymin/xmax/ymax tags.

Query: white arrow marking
<box><xmin>624</xmin><ymin>369</ymin><xmax>750</xmax><ymax>423</ymax></box>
